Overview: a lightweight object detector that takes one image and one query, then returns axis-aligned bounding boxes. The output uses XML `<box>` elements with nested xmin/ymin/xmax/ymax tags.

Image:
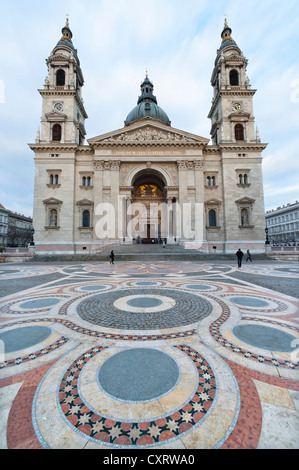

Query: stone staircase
<box><xmin>30</xmin><ymin>243</ymin><xmax>269</xmax><ymax>262</ymax></box>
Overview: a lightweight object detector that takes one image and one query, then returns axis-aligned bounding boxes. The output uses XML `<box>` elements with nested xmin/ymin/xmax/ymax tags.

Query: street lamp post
<box><xmin>30</xmin><ymin>227</ymin><xmax>35</xmax><ymax>246</ymax></box>
<box><xmin>265</xmin><ymin>226</ymin><xmax>270</xmax><ymax>245</ymax></box>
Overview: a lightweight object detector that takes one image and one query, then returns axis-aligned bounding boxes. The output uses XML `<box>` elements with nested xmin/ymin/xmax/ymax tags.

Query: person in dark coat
<box><xmin>110</xmin><ymin>250</ymin><xmax>115</xmax><ymax>265</ymax></box>
<box><xmin>236</xmin><ymin>248</ymin><xmax>244</xmax><ymax>268</ymax></box>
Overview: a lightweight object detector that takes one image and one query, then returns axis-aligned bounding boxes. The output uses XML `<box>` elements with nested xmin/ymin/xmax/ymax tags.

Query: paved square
<box><xmin>0</xmin><ymin>260</ymin><xmax>298</xmax><ymax>449</ymax></box>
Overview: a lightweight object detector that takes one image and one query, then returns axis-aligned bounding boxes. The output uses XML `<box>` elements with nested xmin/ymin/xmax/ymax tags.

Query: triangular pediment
<box><xmin>235</xmin><ymin>197</ymin><xmax>255</xmax><ymax>205</ymax></box>
<box><xmin>76</xmin><ymin>198</ymin><xmax>94</xmax><ymax>206</ymax></box>
<box><xmin>88</xmin><ymin>120</ymin><xmax>209</xmax><ymax>147</ymax></box>
<box><xmin>43</xmin><ymin>198</ymin><xmax>63</xmax><ymax>205</ymax></box>
<box><xmin>45</xmin><ymin>111</ymin><xmax>67</xmax><ymax>121</ymax></box>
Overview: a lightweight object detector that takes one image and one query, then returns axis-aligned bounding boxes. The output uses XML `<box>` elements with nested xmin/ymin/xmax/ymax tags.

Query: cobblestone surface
<box><xmin>77</xmin><ymin>288</ymin><xmax>213</xmax><ymax>329</ymax></box>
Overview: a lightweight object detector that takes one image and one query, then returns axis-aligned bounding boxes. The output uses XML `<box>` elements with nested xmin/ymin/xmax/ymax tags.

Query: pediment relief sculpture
<box><xmin>91</xmin><ymin>127</ymin><xmax>206</xmax><ymax>147</ymax></box>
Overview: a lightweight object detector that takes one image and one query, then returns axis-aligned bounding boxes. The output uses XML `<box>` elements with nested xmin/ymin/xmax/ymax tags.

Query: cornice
<box><xmin>38</xmin><ymin>89</ymin><xmax>88</xmax><ymax>118</ymax></box>
<box><xmin>28</xmin><ymin>143</ymin><xmax>78</xmax><ymax>151</ymax></box>
<box><xmin>218</xmin><ymin>142</ymin><xmax>268</xmax><ymax>151</ymax></box>
<box><xmin>208</xmin><ymin>88</ymin><xmax>256</xmax><ymax>118</ymax></box>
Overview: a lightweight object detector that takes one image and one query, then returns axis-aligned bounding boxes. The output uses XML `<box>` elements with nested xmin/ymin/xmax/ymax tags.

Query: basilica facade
<box><xmin>30</xmin><ymin>19</ymin><xmax>267</xmax><ymax>254</ymax></box>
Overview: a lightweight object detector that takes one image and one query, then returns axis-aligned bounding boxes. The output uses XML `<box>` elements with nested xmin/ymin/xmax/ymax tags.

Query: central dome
<box><xmin>125</xmin><ymin>75</ymin><xmax>171</xmax><ymax>126</ymax></box>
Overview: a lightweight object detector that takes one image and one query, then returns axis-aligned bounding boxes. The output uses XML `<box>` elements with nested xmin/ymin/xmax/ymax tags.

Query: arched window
<box><xmin>211</xmin><ymin>176</ymin><xmax>216</xmax><ymax>186</ymax></box>
<box><xmin>56</xmin><ymin>69</ymin><xmax>65</xmax><ymax>86</ymax></box>
<box><xmin>50</xmin><ymin>174</ymin><xmax>54</xmax><ymax>185</ymax></box>
<box><xmin>52</xmin><ymin>124</ymin><xmax>62</xmax><ymax>141</ymax></box>
<box><xmin>230</xmin><ymin>69</ymin><xmax>239</xmax><ymax>86</ymax></box>
<box><xmin>239</xmin><ymin>174</ymin><xmax>243</xmax><ymax>184</ymax></box>
<box><xmin>235</xmin><ymin>124</ymin><xmax>244</xmax><ymax>141</ymax></box>
<box><xmin>87</xmin><ymin>176</ymin><xmax>91</xmax><ymax>186</ymax></box>
<box><xmin>82</xmin><ymin>210</ymin><xmax>90</xmax><ymax>228</ymax></box>
<box><xmin>55</xmin><ymin>174</ymin><xmax>59</xmax><ymax>185</ymax></box>
<box><xmin>50</xmin><ymin>209</ymin><xmax>58</xmax><ymax>227</ymax></box>
<box><xmin>244</xmin><ymin>174</ymin><xmax>248</xmax><ymax>184</ymax></box>
<box><xmin>208</xmin><ymin>209</ymin><xmax>217</xmax><ymax>227</ymax></box>
<box><xmin>82</xmin><ymin>176</ymin><xmax>86</xmax><ymax>186</ymax></box>
<box><xmin>206</xmin><ymin>176</ymin><xmax>211</xmax><ymax>186</ymax></box>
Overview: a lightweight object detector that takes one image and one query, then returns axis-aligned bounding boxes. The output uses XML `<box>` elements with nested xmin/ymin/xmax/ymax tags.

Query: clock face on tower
<box><xmin>53</xmin><ymin>102</ymin><xmax>64</xmax><ymax>112</ymax></box>
<box><xmin>232</xmin><ymin>102</ymin><xmax>242</xmax><ymax>111</ymax></box>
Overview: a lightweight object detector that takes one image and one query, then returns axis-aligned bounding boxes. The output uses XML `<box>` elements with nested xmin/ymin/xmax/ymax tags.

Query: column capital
<box><xmin>194</xmin><ymin>160</ymin><xmax>205</xmax><ymax>170</ymax></box>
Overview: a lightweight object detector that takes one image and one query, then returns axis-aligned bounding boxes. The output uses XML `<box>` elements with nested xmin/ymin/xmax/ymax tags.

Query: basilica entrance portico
<box><xmin>132</xmin><ymin>171</ymin><xmax>166</xmax><ymax>244</ymax></box>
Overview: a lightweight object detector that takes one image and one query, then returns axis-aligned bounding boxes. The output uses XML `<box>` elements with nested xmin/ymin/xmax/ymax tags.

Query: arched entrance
<box><xmin>131</xmin><ymin>170</ymin><xmax>167</xmax><ymax>244</ymax></box>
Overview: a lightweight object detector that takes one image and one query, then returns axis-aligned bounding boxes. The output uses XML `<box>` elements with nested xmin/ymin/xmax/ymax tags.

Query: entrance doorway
<box><xmin>132</xmin><ymin>173</ymin><xmax>166</xmax><ymax>244</ymax></box>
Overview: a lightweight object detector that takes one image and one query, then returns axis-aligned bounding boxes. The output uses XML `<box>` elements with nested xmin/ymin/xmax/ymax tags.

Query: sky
<box><xmin>0</xmin><ymin>0</ymin><xmax>298</xmax><ymax>218</ymax></box>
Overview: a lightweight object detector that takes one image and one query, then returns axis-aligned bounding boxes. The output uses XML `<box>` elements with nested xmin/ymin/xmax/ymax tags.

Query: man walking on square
<box><xmin>236</xmin><ymin>248</ymin><xmax>244</xmax><ymax>268</ymax></box>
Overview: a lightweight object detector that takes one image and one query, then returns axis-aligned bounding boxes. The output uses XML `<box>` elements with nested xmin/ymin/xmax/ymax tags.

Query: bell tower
<box><xmin>37</xmin><ymin>17</ymin><xmax>88</xmax><ymax>145</ymax></box>
<box><xmin>207</xmin><ymin>19</ymin><xmax>267</xmax><ymax>254</ymax></box>
<box><xmin>208</xmin><ymin>18</ymin><xmax>259</xmax><ymax>145</ymax></box>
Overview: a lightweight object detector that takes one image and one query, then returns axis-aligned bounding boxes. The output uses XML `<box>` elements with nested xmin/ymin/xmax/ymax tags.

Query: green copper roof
<box><xmin>125</xmin><ymin>75</ymin><xmax>171</xmax><ymax>126</ymax></box>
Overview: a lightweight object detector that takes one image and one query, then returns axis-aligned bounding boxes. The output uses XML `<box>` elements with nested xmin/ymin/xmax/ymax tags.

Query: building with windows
<box><xmin>0</xmin><ymin>204</ymin><xmax>9</xmax><ymax>249</ymax></box>
<box><xmin>29</xmin><ymin>19</ymin><xmax>267</xmax><ymax>254</ymax></box>
<box><xmin>0</xmin><ymin>204</ymin><xmax>32</xmax><ymax>248</ymax></box>
<box><xmin>265</xmin><ymin>201</ymin><xmax>299</xmax><ymax>246</ymax></box>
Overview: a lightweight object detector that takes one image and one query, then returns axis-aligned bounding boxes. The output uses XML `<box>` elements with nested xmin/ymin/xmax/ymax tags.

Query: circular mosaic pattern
<box><xmin>135</xmin><ymin>282</ymin><xmax>159</xmax><ymax>286</ymax></box>
<box><xmin>127</xmin><ymin>297</ymin><xmax>163</xmax><ymax>308</ymax></box>
<box><xmin>0</xmin><ymin>326</ymin><xmax>52</xmax><ymax>353</ymax></box>
<box><xmin>77</xmin><ymin>288</ymin><xmax>213</xmax><ymax>330</ymax></box>
<box><xmin>18</xmin><ymin>298</ymin><xmax>61</xmax><ymax>309</ymax></box>
<box><xmin>113</xmin><ymin>294</ymin><xmax>176</xmax><ymax>313</ymax></box>
<box><xmin>274</xmin><ymin>267</ymin><xmax>299</xmax><ymax>274</ymax></box>
<box><xmin>233</xmin><ymin>324</ymin><xmax>297</xmax><ymax>352</ymax></box>
<box><xmin>230</xmin><ymin>297</ymin><xmax>270</xmax><ymax>308</ymax></box>
<box><xmin>185</xmin><ymin>284</ymin><xmax>215</xmax><ymax>291</ymax></box>
<box><xmin>58</xmin><ymin>344</ymin><xmax>216</xmax><ymax>447</ymax></box>
<box><xmin>97</xmin><ymin>348</ymin><xmax>180</xmax><ymax>402</ymax></box>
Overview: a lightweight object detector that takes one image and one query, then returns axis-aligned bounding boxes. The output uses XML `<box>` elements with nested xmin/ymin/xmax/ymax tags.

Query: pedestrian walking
<box><xmin>163</xmin><ymin>240</ymin><xmax>166</xmax><ymax>248</ymax></box>
<box><xmin>236</xmin><ymin>248</ymin><xmax>244</xmax><ymax>268</ymax></box>
<box><xmin>246</xmin><ymin>249</ymin><xmax>252</xmax><ymax>262</ymax></box>
<box><xmin>109</xmin><ymin>250</ymin><xmax>115</xmax><ymax>265</ymax></box>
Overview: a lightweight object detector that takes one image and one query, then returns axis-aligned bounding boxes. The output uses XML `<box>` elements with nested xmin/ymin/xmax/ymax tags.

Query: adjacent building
<box><xmin>0</xmin><ymin>204</ymin><xmax>9</xmax><ymax>249</ymax></box>
<box><xmin>0</xmin><ymin>204</ymin><xmax>32</xmax><ymax>248</ymax></box>
<box><xmin>29</xmin><ymin>19</ymin><xmax>267</xmax><ymax>255</ymax></box>
<box><xmin>266</xmin><ymin>201</ymin><xmax>299</xmax><ymax>246</ymax></box>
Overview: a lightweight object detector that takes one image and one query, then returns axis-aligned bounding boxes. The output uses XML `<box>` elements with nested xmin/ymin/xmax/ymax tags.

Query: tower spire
<box><xmin>60</xmin><ymin>15</ymin><xmax>73</xmax><ymax>44</ymax></box>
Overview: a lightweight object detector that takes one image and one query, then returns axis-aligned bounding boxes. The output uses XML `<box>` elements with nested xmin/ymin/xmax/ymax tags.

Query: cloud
<box><xmin>0</xmin><ymin>0</ymin><xmax>298</xmax><ymax>217</ymax></box>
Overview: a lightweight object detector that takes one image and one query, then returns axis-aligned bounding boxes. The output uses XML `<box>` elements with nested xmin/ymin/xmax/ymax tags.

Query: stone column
<box><xmin>177</xmin><ymin>161</ymin><xmax>188</xmax><ymax>242</ymax></box>
<box><xmin>93</xmin><ymin>161</ymin><xmax>103</xmax><ymax>243</ymax></box>
<box><xmin>110</xmin><ymin>160</ymin><xmax>121</xmax><ymax>242</ymax></box>
<box><xmin>194</xmin><ymin>160</ymin><xmax>207</xmax><ymax>250</ymax></box>
<box><xmin>167</xmin><ymin>197</ymin><xmax>174</xmax><ymax>244</ymax></box>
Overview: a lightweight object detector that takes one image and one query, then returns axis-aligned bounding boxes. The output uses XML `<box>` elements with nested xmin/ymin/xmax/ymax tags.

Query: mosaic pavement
<box><xmin>0</xmin><ymin>260</ymin><xmax>298</xmax><ymax>450</ymax></box>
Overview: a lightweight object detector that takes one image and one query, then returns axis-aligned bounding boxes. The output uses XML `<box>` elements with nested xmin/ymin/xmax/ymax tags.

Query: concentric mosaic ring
<box><xmin>0</xmin><ymin>318</ymin><xmax>197</xmax><ymax>342</ymax></box>
<box><xmin>228</xmin><ymin>295</ymin><xmax>288</xmax><ymax>312</ymax></box>
<box><xmin>207</xmin><ymin>296</ymin><xmax>299</xmax><ymax>370</ymax></box>
<box><xmin>76</xmin><ymin>288</ymin><xmax>213</xmax><ymax>330</ymax></box>
<box><xmin>0</xmin><ymin>295</ymin><xmax>69</xmax><ymax>315</ymax></box>
<box><xmin>58</xmin><ymin>344</ymin><xmax>216</xmax><ymax>447</ymax></box>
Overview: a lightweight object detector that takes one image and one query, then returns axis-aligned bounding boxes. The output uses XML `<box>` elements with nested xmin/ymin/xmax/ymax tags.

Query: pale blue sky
<box><xmin>0</xmin><ymin>0</ymin><xmax>298</xmax><ymax>217</ymax></box>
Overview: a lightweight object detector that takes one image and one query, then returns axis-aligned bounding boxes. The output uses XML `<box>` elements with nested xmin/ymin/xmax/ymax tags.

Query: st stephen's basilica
<box><xmin>30</xmin><ymin>18</ymin><xmax>267</xmax><ymax>254</ymax></box>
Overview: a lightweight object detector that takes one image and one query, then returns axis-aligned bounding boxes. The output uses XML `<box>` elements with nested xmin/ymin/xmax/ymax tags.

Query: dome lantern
<box><xmin>125</xmin><ymin>73</ymin><xmax>171</xmax><ymax>126</ymax></box>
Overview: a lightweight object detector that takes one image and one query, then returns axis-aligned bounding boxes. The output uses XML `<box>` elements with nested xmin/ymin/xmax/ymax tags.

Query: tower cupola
<box><xmin>55</xmin><ymin>16</ymin><xmax>76</xmax><ymax>52</ymax></box>
<box><xmin>218</xmin><ymin>18</ymin><xmax>240</xmax><ymax>54</ymax></box>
